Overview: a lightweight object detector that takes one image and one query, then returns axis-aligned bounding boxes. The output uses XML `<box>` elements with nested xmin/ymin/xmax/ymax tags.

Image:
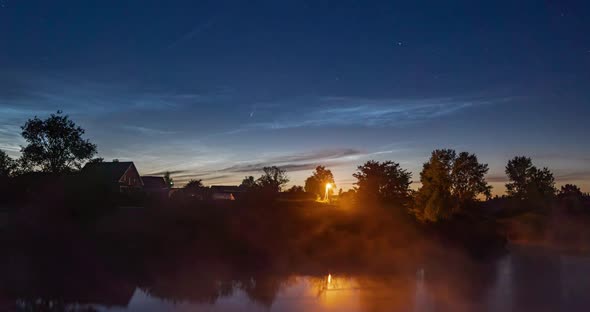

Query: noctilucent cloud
<box><xmin>1</xmin><ymin>0</ymin><xmax>589</xmax><ymax>193</ymax></box>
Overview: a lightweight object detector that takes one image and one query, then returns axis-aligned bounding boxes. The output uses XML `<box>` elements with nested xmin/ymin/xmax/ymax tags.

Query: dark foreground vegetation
<box><xmin>2</xmin><ymin>194</ymin><xmax>590</xmax><ymax>311</ymax></box>
<box><xmin>1</xmin><ymin>111</ymin><xmax>590</xmax><ymax>310</ymax></box>
<box><xmin>0</xmin><ymin>198</ymin><xmax>502</xmax><ymax>311</ymax></box>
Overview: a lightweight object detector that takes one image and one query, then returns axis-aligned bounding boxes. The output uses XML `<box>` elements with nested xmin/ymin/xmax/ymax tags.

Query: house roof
<box><xmin>141</xmin><ymin>176</ymin><xmax>168</xmax><ymax>188</ymax></box>
<box><xmin>81</xmin><ymin>161</ymin><xmax>137</xmax><ymax>183</ymax></box>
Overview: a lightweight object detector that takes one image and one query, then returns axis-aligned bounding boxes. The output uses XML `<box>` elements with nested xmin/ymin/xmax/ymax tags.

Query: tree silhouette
<box><xmin>557</xmin><ymin>184</ymin><xmax>586</xmax><ymax>213</ymax></box>
<box><xmin>183</xmin><ymin>179</ymin><xmax>205</xmax><ymax>198</ymax></box>
<box><xmin>0</xmin><ymin>149</ymin><xmax>16</xmax><ymax>177</ymax></box>
<box><xmin>452</xmin><ymin>152</ymin><xmax>492</xmax><ymax>203</ymax></box>
<box><xmin>163</xmin><ymin>171</ymin><xmax>174</xmax><ymax>187</ymax></box>
<box><xmin>20</xmin><ymin>111</ymin><xmax>97</xmax><ymax>173</ymax></box>
<box><xmin>184</xmin><ymin>179</ymin><xmax>204</xmax><ymax>189</ymax></box>
<box><xmin>505</xmin><ymin>156</ymin><xmax>532</xmax><ymax>199</ymax></box>
<box><xmin>257</xmin><ymin>166</ymin><xmax>289</xmax><ymax>193</ymax></box>
<box><xmin>304</xmin><ymin>165</ymin><xmax>336</xmax><ymax>199</ymax></box>
<box><xmin>505</xmin><ymin>156</ymin><xmax>555</xmax><ymax>200</ymax></box>
<box><xmin>87</xmin><ymin>157</ymin><xmax>104</xmax><ymax>164</ymax></box>
<box><xmin>558</xmin><ymin>184</ymin><xmax>583</xmax><ymax>198</ymax></box>
<box><xmin>240</xmin><ymin>176</ymin><xmax>257</xmax><ymax>190</ymax></box>
<box><xmin>415</xmin><ymin>149</ymin><xmax>491</xmax><ymax>222</ymax></box>
<box><xmin>353</xmin><ymin>160</ymin><xmax>412</xmax><ymax>206</ymax></box>
<box><xmin>414</xmin><ymin>150</ymin><xmax>454</xmax><ymax>221</ymax></box>
<box><xmin>286</xmin><ymin>185</ymin><xmax>305</xmax><ymax>193</ymax></box>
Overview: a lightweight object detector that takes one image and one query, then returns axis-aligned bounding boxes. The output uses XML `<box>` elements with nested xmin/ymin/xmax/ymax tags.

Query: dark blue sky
<box><xmin>1</xmin><ymin>0</ymin><xmax>589</xmax><ymax>192</ymax></box>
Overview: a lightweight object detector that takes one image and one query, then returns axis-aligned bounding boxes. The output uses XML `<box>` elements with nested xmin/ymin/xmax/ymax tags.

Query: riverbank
<box><xmin>2</xmin><ymin>199</ymin><xmax>508</xmax><ymax>272</ymax></box>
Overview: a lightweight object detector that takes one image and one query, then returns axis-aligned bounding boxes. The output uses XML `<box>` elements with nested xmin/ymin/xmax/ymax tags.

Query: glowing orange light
<box><xmin>324</xmin><ymin>183</ymin><xmax>333</xmax><ymax>201</ymax></box>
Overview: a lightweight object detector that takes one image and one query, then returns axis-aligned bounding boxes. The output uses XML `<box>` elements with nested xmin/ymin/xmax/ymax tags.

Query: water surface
<box><xmin>69</xmin><ymin>245</ymin><xmax>590</xmax><ymax>311</ymax></box>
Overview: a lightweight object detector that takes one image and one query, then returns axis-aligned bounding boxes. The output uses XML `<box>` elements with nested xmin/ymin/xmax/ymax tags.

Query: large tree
<box><xmin>304</xmin><ymin>165</ymin><xmax>336</xmax><ymax>199</ymax></box>
<box><xmin>184</xmin><ymin>179</ymin><xmax>204</xmax><ymax>189</ymax></box>
<box><xmin>451</xmin><ymin>152</ymin><xmax>492</xmax><ymax>203</ymax></box>
<box><xmin>257</xmin><ymin>166</ymin><xmax>289</xmax><ymax>193</ymax></box>
<box><xmin>558</xmin><ymin>184</ymin><xmax>583</xmax><ymax>198</ymax></box>
<box><xmin>183</xmin><ymin>179</ymin><xmax>206</xmax><ymax>197</ymax></box>
<box><xmin>20</xmin><ymin>111</ymin><xmax>97</xmax><ymax>173</ymax></box>
<box><xmin>0</xmin><ymin>149</ymin><xmax>16</xmax><ymax>177</ymax></box>
<box><xmin>353</xmin><ymin>160</ymin><xmax>412</xmax><ymax>206</ymax></box>
<box><xmin>558</xmin><ymin>184</ymin><xmax>586</xmax><ymax>213</ymax></box>
<box><xmin>505</xmin><ymin>156</ymin><xmax>555</xmax><ymax>200</ymax></box>
<box><xmin>415</xmin><ymin>149</ymin><xmax>491</xmax><ymax>222</ymax></box>
<box><xmin>240</xmin><ymin>176</ymin><xmax>257</xmax><ymax>190</ymax></box>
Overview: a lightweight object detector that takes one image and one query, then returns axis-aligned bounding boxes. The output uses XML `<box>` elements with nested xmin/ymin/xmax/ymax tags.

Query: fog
<box><xmin>1</xmin><ymin>199</ymin><xmax>590</xmax><ymax>311</ymax></box>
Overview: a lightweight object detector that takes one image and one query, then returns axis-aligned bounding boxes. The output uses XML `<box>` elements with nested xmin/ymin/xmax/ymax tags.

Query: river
<box><xmin>64</xmin><ymin>244</ymin><xmax>589</xmax><ymax>312</ymax></box>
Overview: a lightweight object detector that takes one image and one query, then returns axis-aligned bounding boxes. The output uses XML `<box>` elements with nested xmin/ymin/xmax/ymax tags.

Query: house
<box><xmin>168</xmin><ymin>187</ymin><xmax>184</xmax><ymax>198</ymax></box>
<box><xmin>141</xmin><ymin>176</ymin><xmax>168</xmax><ymax>192</ymax></box>
<box><xmin>141</xmin><ymin>176</ymin><xmax>169</xmax><ymax>199</ymax></box>
<box><xmin>210</xmin><ymin>185</ymin><xmax>242</xmax><ymax>200</ymax></box>
<box><xmin>81</xmin><ymin>161</ymin><xmax>143</xmax><ymax>192</ymax></box>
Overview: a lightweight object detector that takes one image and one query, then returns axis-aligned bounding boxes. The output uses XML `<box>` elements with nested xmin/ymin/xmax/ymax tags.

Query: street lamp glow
<box><xmin>324</xmin><ymin>183</ymin><xmax>333</xmax><ymax>202</ymax></box>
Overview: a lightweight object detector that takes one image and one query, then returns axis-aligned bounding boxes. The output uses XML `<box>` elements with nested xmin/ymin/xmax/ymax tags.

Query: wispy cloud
<box><xmin>264</xmin><ymin>148</ymin><xmax>362</xmax><ymax>163</ymax></box>
<box><xmin>0</xmin><ymin>125</ymin><xmax>23</xmax><ymax>155</ymax></box>
<box><xmin>555</xmin><ymin>171</ymin><xmax>590</xmax><ymax>182</ymax></box>
<box><xmin>166</xmin><ymin>17</ymin><xmax>217</xmax><ymax>50</ymax></box>
<box><xmin>217</xmin><ymin>148</ymin><xmax>396</xmax><ymax>174</ymax></box>
<box><xmin>486</xmin><ymin>174</ymin><xmax>508</xmax><ymax>183</ymax></box>
<box><xmin>0</xmin><ymin>73</ymin><xmax>230</xmax><ymax>157</ymax></box>
<box><xmin>484</xmin><ymin>170</ymin><xmax>590</xmax><ymax>184</ymax></box>
<box><xmin>145</xmin><ymin>169</ymin><xmax>190</xmax><ymax>176</ymax></box>
<box><xmin>0</xmin><ymin>74</ymin><xmax>222</xmax><ymax>116</ymax></box>
<box><xmin>532</xmin><ymin>153</ymin><xmax>590</xmax><ymax>163</ymax></box>
<box><xmin>219</xmin><ymin>162</ymin><xmax>323</xmax><ymax>174</ymax></box>
<box><xmin>0</xmin><ymin>108</ymin><xmax>32</xmax><ymax>155</ymax></box>
<box><xmin>246</xmin><ymin>95</ymin><xmax>511</xmax><ymax>130</ymax></box>
<box><xmin>142</xmin><ymin>148</ymin><xmax>370</xmax><ymax>186</ymax></box>
<box><xmin>140</xmin><ymin>147</ymin><xmax>404</xmax><ymax>186</ymax></box>
<box><xmin>121</xmin><ymin>125</ymin><xmax>176</xmax><ymax>136</ymax></box>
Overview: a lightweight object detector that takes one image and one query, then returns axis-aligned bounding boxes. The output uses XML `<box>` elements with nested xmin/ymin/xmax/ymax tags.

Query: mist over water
<box><xmin>91</xmin><ymin>246</ymin><xmax>589</xmax><ymax>312</ymax></box>
<box><xmin>2</xmin><ymin>188</ymin><xmax>590</xmax><ymax>311</ymax></box>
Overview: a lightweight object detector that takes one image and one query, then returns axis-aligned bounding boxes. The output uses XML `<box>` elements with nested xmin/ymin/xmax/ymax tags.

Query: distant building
<box><xmin>81</xmin><ymin>161</ymin><xmax>143</xmax><ymax>192</ymax></box>
<box><xmin>141</xmin><ymin>176</ymin><xmax>169</xmax><ymax>193</ymax></box>
<box><xmin>141</xmin><ymin>176</ymin><xmax>170</xmax><ymax>201</ymax></box>
<box><xmin>168</xmin><ymin>187</ymin><xmax>184</xmax><ymax>198</ymax></box>
<box><xmin>210</xmin><ymin>185</ymin><xmax>242</xmax><ymax>200</ymax></box>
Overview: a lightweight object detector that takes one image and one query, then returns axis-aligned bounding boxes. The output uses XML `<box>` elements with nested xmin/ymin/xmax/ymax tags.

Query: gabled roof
<box><xmin>81</xmin><ymin>161</ymin><xmax>137</xmax><ymax>183</ymax></box>
<box><xmin>141</xmin><ymin>176</ymin><xmax>168</xmax><ymax>188</ymax></box>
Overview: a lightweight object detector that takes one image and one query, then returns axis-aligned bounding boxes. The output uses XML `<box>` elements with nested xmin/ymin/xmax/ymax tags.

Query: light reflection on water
<box><xmin>95</xmin><ymin>247</ymin><xmax>590</xmax><ymax>312</ymax></box>
<box><xmin>5</xmin><ymin>245</ymin><xmax>590</xmax><ymax>311</ymax></box>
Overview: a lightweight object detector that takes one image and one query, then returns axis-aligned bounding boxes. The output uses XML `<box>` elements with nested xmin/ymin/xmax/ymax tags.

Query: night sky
<box><xmin>1</xmin><ymin>0</ymin><xmax>589</xmax><ymax>193</ymax></box>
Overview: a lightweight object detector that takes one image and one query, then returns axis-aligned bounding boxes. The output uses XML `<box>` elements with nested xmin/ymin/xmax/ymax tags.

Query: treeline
<box><xmin>176</xmin><ymin>166</ymin><xmax>292</xmax><ymax>200</ymax></box>
<box><xmin>341</xmin><ymin>150</ymin><xmax>588</xmax><ymax>221</ymax></box>
<box><xmin>223</xmin><ymin>151</ymin><xmax>587</xmax><ymax>223</ymax></box>
<box><xmin>1</xmin><ymin>111</ymin><xmax>588</xmax><ymax>222</ymax></box>
<box><xmin>159</xmin><ymin>148</ymin><xmax>589</xmax><ymax>224</ymax></box>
